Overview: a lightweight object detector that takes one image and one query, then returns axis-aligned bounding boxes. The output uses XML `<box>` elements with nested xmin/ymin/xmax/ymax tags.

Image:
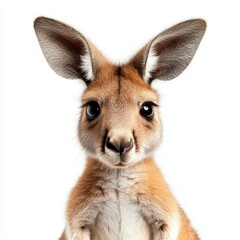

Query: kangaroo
<box><xmin>34</xmin><ymin>17</ymin><xmax>206</xmax><ymax>240</ymax></box>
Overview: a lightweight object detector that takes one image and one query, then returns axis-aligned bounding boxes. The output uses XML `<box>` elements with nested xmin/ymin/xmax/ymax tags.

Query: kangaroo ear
<box><xmin>34</xmin><ymin>17</ymin><xmax>105</xmax><ymax>84</ymax></box>
<box><xmin>129</xmin><ymin>19</ymin><xmax>206</xmax><ymax>83</ymax></box>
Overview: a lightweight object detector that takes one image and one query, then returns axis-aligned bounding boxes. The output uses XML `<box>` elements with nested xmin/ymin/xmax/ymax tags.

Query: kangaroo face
<box><xmin>34</xmin><ymin>17</ymin><xmax>206</xmax><ymax>168</ymax></box>
<box><xmin>79</xmin><ymin>65</ymin><xmax>162</xmax><ymax>168</ymax></box>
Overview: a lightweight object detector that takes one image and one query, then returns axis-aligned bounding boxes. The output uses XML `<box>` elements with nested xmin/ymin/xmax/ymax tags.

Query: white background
<box><xmin>0</xmin><ymin>0</ymin><xmax>240</xmax><ymax>239</ymax></box>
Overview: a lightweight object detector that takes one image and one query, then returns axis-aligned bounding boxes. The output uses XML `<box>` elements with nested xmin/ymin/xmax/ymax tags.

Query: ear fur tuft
<box><xmin>129</xmin><ymin>19</ymin><xmax>207</xmax><ymax>83</ymax></box>
<box><xmin>34</xmin><ymin>17</ymin><xmax>106</xmax><ymax>83</ymax></box>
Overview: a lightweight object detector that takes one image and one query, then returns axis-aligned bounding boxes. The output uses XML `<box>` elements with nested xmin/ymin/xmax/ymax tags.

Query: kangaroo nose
<box><xmin>106</xmin><ymin>137</ymin><xmax>133</xmax><ymax>155</ymax></box>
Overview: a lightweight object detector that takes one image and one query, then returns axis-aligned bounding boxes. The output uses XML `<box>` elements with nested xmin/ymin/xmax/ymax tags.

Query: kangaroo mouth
<box><xmin>116</xmin><ymin>163</ymin><xmax>124</xmax><ymax>167</ymax></box>
<box><xmin>110</xmin><ymin>158</ymin><xmax>135</xmax><ymax>168</ymax></box>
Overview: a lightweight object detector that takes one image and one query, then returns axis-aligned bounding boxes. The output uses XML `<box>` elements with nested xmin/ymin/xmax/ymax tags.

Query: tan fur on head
<box><xmin>34</xmin><ymin>17</ymin><xmax>206</xmax><ymax>240</ymax></box>
<box><xmin>78</xmin><ymin>64</ymin><xmax>162</xmax><ymax>168</ymax></box>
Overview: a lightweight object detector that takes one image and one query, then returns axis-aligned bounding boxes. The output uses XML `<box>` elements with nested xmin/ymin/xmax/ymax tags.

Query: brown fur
<box><xmin>60</xmin><ymin>158</ymin><xmax>199</xmax><ymax>239</ymax></box>
<box><xmin>34</xmin><ymin>17</ymin><xmax>206</xmax><ymax>240</ymax></box>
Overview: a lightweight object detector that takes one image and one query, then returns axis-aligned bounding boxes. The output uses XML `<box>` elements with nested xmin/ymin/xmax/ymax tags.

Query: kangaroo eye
<box><xmin>86</xmin><ymin>101</ymin><xmax>100</xmax><ymax>120</ymax></box>
<box><xmin>140</xmin><ymin>102</ymin><xmax>154</xmax><ymax>120</ymax></box>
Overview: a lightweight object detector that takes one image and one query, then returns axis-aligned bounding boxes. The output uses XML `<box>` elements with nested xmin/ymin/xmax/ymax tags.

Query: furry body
<box><xmin>60</xmin><ymin>159</ymin><xmax>198</xmax><ymax>240</ymax></box>
<box><xmin>34</xmin><ymin>17</ymin><xmax>206</xmax><ymax>240</ymax></box>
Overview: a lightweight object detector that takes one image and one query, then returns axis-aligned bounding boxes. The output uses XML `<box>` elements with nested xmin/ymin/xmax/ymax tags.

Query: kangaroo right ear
<box><xmin>129</xmin><ymin>19</ymin><xmax>206</xmax><ymax>83</ymax></box>
<box><xmin>34</xmin><ymin>17</ymin><xmax>105</xmax><ymax>84</ymax></box>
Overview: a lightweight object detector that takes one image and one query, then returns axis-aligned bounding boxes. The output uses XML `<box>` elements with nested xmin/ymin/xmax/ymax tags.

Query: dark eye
<box><xmin>140</xmin><ymin>102</ymin><xmax>154</xmax><ymax>120</ymax></box>
<box><xmin>86</xmin><ymin>101</ymin><xmax>100</xmax><ymax>120</ymax></box>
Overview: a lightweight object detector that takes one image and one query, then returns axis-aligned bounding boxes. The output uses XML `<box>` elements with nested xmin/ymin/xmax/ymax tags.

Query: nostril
<box><xmin>106</xmin><ymin>137</ymin><xmax>120</xmax><ymax>154</ymax></box>
<box><xmin>121</xmin><ymin>139</ymin><xmax>133</xmax><ymax>155</ymax></box>
<box><xmin>106</xmin><ymin>138</ymin><xmax>133</xmax><ymax>155</ymax></box>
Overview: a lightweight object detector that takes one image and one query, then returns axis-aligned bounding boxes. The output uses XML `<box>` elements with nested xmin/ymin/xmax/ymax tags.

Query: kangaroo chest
<box><xmin>91</xmin><ymin>170</ymin><xmax>151</xmax><ymax>240</ymax></box>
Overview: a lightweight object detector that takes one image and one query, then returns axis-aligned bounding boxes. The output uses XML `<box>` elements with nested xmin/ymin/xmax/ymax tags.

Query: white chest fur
<box><xmin>92</xmin><ymin>169</ymin><xmax>151</xmax><ymax>240</ymax></box>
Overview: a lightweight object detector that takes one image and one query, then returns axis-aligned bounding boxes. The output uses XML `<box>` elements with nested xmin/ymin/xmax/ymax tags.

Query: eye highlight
<box><xmin>140</xmin><ymin>102</ymin><xmax>156</xmax><ymax>120</ymax></box>
<box><xmin>85</xmin><ymin>101</ymin><xmax>100</xmax><ymax>120</ymax></box>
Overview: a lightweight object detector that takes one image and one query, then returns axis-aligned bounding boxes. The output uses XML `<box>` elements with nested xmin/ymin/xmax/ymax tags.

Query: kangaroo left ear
<box><xmin>34</xmin><ymin>17</ymin><xmax>107</xmax><ymax>84</ymax></box>
<box><xmin>129</xmin><ymin>19</ymin><xmax>206</xmax><ymax>83</ymax></box>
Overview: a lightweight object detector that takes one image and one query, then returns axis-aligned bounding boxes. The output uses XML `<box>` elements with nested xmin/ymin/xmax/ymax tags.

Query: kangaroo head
<box><xmin>34</xmin><ymin>17</ymin><xmax>206</xmax><ymax>168</ymax></box>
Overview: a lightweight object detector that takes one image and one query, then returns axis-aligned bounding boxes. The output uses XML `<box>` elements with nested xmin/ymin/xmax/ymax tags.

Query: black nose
<box><xmin>106</xmin><ymin>138</ymin><xmax>133</xmax><ymax>155</ymax></box>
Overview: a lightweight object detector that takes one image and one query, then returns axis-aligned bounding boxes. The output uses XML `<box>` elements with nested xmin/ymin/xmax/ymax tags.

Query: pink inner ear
<box><xmin>48</xmin><ymin>32</ymin><xmax>91</xmax><ymax>79</ymax></box>
<box><xmin>130</xmin><ymin>19</ymin><xmax>206</xmax><ymax>82</ymax></box>
<box><xmin>150</xmin><ymin>62</ymin><xmax>172</xmax><ymax>80</ymax></box>
<box><xmin>149</xmin><ymin>36</ymin><xmax>185</xmax><ymax>79</ymax></box>
<box><xmin>34</xmin><ymin>17</ymin><xmax>96</xmax><ymax>82</ymax></box>
<box><xmin>153</xmin><ymin>35</ymin><xmax>185</xmax><ymax>55</ymax></box>
<box><xmin>49</xmin><ymin>31</ymin><xmax>88</xmax><ymax>56</ymax></box>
